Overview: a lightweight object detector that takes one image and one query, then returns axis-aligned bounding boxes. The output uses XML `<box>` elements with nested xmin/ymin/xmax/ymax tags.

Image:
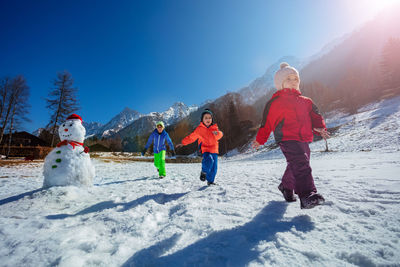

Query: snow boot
<box><xmin>207</xmin><ymin>181</ymin><xmax>216</xmax><ymax>186</ymax></box>
<box><xmin>200</xmin><ymin>171</ymin><xmax>206</xmax><ymax>181</ymax></box>
<box><xmin>278</xmin><ymin>183</ymin><xmax>296</xmax><ymax>202</ymax></box>
<box><xmin>300</xmin><ymin>192</ymin><xmax>325</xmax><ymax>209</ymax></box>
<box><xmin>159</xmin><ymin>175</ymin><xmax>165</xmax><ymax>179</ymax></box>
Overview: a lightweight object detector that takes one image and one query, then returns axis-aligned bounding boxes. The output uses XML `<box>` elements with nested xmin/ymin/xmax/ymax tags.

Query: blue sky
<box><xmin>0</xmin><ymin>0</ymin><xmax>395</xmax><ymax>132</ymax></box>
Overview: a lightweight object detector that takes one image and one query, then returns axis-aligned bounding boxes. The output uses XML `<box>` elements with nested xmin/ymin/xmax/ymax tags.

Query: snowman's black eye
<box><xmin>62</xmin><ymin>124</ymin><xmax>65</xmax><ymax>127</ymax></box>
<box><xmin>69</xmin><ymin>124</ymin><xmax>73</xmax><ymax>127</ymax></box>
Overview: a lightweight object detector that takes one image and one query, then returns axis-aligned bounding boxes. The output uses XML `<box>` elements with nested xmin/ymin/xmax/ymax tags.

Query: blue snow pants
<box><xmin>201</xmin><ymin>152</ymin><xmax>218</xmax><ymax>183</ymax></box>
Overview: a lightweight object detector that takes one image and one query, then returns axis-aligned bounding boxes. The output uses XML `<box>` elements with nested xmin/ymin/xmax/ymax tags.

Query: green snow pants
<box><xmin>154</xmin><ymin>150</ymin><xmax>166</xmax><ymax>176</ymax></box>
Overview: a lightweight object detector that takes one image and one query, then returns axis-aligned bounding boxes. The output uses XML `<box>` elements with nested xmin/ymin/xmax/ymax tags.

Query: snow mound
<box><xmin>322</xmin><ymin>95</ymin><xmax>400</xmax><ymax>152</ymax></box>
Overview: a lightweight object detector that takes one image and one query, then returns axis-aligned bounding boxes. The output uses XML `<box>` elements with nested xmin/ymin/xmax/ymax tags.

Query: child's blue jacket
<box><xmin>144</xmin><ymin>129</ymin><xmax>175</xmax><ymax>153</ymax></box>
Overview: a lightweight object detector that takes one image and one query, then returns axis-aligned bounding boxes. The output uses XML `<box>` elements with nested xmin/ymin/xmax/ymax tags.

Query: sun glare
<box><xmin>342</xmin><ymin>0</ymin><xmax>400</xmax><ymax>27</ymax></box>
<box><xmin>363</xmin><ymin>0</ymin><xmax>400</xmax><ymax>14</ymax></box>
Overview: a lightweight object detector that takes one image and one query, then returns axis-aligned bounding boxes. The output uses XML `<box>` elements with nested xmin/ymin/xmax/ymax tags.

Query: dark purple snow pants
<box><xmin>279</xmin><ymin>140</ymin><xmax>317</xmax><ymax>198</ymax></box>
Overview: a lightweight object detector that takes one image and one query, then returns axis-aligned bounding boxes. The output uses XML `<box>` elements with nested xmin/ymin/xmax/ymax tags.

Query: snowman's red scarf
<box><xmin>56</xmin><ymin>140</ymin><xmax>89</xmax><ymax>153</ymax></box>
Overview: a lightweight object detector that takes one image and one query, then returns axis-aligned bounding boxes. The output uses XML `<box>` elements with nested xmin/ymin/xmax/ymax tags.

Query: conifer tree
<box><xmin>46</xmin><ymin>71</ymin><xmax>79</xmax><ymax>147</ymax></box>
<box><xmin>381</xmin><ymin>37</ymin><xmax>400</xmax><ymax>89</ymax></box>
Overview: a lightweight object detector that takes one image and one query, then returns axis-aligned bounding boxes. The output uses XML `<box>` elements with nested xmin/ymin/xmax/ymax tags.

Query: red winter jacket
<box><xmin>181</xmin><ymin>122</ymin><xmax>223</xmax><ymax>154</ymax></box>
<box><xmin>256</xmin><ymin>88</ymin><xmax>326</xmax><ymax>145</ymax></box>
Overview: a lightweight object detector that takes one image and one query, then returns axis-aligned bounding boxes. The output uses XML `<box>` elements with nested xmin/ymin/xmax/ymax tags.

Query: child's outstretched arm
<box><xmin>254</xmin><ymin>119</ymin><xmax>272</xmax><ymax>149</ymax></box>
<box><xmin>176</xmin><ymin>129</ymin><xmax>200</xmax><ymax>148</ymax></box>
<box><xmin>310</xmin><ymin>102</ymin><xmax>329</xmax><ymax>139</ymax></box>
<box><xmin>252</xmin><ymin>123</ymin><xmax>272</xmax><ymax>150</ymax></box>
<box><xmin>313</xmin><ymin>128</ymin><xmax>330</xmax><ymax>139</ymax></box>
<box><xmin>165</xmin><ymin>133</ymin><xmax>176</xmax><ymax>155</ymax></box>
<box><xmin>252</xmin><ymin>139</ymin><xmax>262</xmax><ymax>149</ymax></box>
<box><xmin>253</xmin><ymin>98</ymin><xmax>275</xmax><ymax>149</ymax></box>
<box><xmin>142</xmin><ymin>132</ymin><xmax>154</xmax><ymax>155</ymax></box>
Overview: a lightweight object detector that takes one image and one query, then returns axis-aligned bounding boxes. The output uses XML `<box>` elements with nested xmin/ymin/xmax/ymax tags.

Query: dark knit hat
<box><xmin>201</xmin><ymin>109</ymin><xmax>214</xmax><ymax>123</ymax></box>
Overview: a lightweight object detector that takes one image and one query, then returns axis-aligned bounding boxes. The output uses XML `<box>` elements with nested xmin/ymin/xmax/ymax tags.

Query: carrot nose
<box><xmin>64</xmin><ymin>129</ymin><xmax>68</xmax><ymax>132</ymax></box>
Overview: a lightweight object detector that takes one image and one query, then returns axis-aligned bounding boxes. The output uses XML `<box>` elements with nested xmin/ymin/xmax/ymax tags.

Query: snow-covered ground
<box><xmin>1</xmin><ymin>96</ymin><xmax>400</xmax><ymax>266</ymax></box>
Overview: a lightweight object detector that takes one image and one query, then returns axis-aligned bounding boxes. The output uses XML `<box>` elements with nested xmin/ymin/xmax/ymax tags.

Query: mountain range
<box><xmin>300</xmin><ymin>6</ymin><xmax>400</xmax><ymax>89</ymax></box>
<box><xmin>82</xmin><ymin>56</ymin><xmax>306</xmax><ymax>141</ymax></box>
<box><xmin>34</xmin><ymin>5</ymin><xmax>400</xmax><ymax>153</ymax></box>
<box><xmin>84</xmin><ymin>102</ymin><xmax>198</xmax><ymax>139</ymax></box>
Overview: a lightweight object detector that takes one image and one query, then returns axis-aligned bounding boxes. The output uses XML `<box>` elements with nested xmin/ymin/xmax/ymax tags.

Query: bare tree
<box><xmin>0</xmin><ymin>77</ymin><xmax>11</xmax><ymax>124</ymax></box>
<box><xmin>0</xmin><ymin>76</ymin><xmax>29</xmax><ymax>144</ymax></box>
<box><xmin>5</xmin><ymin>77</ymin><xmax>30</xmax><ymax>157</ymax></box>
<box><xmin>0</xmin><ymin>76</ymin><xmax>30</xmax><ymax>152</ymax></box>
<box><xmin>0</xmin><ymin>77</ymin><xmax>13</xmax><ymax>144</ymax></box>
<box><xmin>46</xmin><ymin>71</ymin><xmax>79</xmax><ymax>147</ymax></box>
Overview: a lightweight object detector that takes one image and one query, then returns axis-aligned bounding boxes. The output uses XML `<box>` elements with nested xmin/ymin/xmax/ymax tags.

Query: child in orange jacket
<box><xmin>177</xmin><ymin>109</ymin><xmax>223</xmax><ymax>185</ymax></box>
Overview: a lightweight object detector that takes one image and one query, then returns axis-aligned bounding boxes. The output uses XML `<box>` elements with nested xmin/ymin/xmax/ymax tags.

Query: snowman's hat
<box><xmin>66</xmin><ymin>114</ymin><xmax>83</xmax><ymax>122</ymax></box>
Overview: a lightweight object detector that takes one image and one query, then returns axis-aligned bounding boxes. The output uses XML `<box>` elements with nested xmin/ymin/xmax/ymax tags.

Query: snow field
<box><xmin>1</xmin><ymin>96</ymin><xmax>400</xmax><ymax>266</ymax></box>
<box><xmin>1</xmin><ymin>148</ymin><xmax>400</xmax><ymax>266</ymax></box>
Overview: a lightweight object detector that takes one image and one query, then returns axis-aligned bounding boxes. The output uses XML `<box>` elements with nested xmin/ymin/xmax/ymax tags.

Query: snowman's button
<box><xmin>56</xmin><ymin>151</ymin><xmax>61</xmax><ymax>154</ymax></box>
<box><xmin>56</xmin><ymin>159</ymin><xmax>62</xmax><ymax>163</ymax></box>
<box><xmin>52</xmin><ymin>165</ymin><xmax>58</xmax><ymax>169</ymax></box>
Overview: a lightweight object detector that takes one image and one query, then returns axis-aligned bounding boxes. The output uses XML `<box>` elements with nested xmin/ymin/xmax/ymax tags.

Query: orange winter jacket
<box><xmin>181</xmin><ymin>122</ymin><xmax>223</xmax><ymax>154</ymax></box>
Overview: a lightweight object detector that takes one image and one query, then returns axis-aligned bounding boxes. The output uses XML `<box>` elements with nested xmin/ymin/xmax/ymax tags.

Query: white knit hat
<box><xmin>274</xmin><ymin>62</ymin><xmax>299</xmax><ymax>90</ymax></box>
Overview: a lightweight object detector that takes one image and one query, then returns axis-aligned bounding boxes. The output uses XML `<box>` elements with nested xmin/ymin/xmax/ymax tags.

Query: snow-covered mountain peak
<box><xmin>32</xmin><ymin>128</ymin><xmax>45</xmax><ymax>137</ymax></box>
<box><xmin>238</xmin><ymin>56</ymin><xmax>303</xmax><ymax>105</ymax></box>
<box><xmin>66</xmin><ymin>101</ymin><xmax>199</xmax><ymax>141</ymax></box>
<box><xmin>83</xmin><ymin>122</ymin><xmax>104</xmax><ymax>137</ymax></box>
<box><xmin>301</xmin><ymin>33</ymin><xmax>351</xmax><ymax>67</ymax></box>
<box><xmin>120</xmin><ymin>107</ymin><xmax>138</xmax><ymax>115</ymax></box>
<box><xmin>99</xmin><ymin>108</ymin><xmax>142</xmax><ymax>137</ymax></box>
<box><xmin>160</xmin><ymin>102</ymin><xmax>198</xmax><ymax>125</ymax></box>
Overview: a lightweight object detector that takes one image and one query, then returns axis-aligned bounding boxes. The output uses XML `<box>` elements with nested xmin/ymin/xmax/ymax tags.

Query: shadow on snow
<box><xmin>46</xmin><ymin>192</ymin><xmax>188</xmax><ymax>220</ymax></box>
<box><xmin>94</xmin><ymin>176</ymin><xmax>159</xmax><ymax>186</ymax></box>
<box><xmin>122</xmin><ymin>201</ymin><xmax>315</xmax><ymax>267</ymax></box>
<box><xmin>0</xmin><ymin>188</ymin><xmax>43</xmax><ymax>206</ymax></box>
<box><xmin>0</xmin><ymin>176</ymin><xmax>163</xmax><ymax>209</ymax></box>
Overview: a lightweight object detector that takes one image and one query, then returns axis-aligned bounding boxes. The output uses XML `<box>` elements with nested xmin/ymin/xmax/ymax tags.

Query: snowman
<box><xmin>43</xmin><ymin>114</ymin><xmax>95</xmax><ymax>188</ymax></box>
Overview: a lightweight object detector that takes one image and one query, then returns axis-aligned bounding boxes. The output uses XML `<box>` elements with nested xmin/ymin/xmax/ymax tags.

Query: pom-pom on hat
<box><xmin>66</xmin><ymin>114</ymin><xmax>83</xmax><ymax>122</ymax></box>
<box><xmin>274</xmin><ymin>62</ymin><xmax>299</xmax><ymax>90</ymax></box>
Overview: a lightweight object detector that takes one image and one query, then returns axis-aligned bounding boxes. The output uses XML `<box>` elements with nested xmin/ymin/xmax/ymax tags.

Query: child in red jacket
<box><xmin>177</xmin><ymin>109</ymin><xmax>223</xmax><ymax>185</ymax></box>
<box><xmin>253</xmin><ymin>62</ymin><xmax>330</xmax><ymax>209</ymax></box>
